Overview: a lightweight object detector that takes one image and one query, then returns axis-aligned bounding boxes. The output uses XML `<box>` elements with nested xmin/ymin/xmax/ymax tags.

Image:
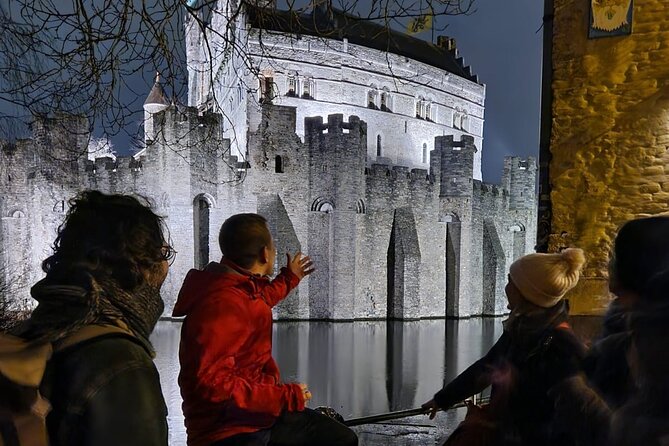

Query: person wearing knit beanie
<box><xmin>423</xmin><ymin>247</ymin><xmax>589</xmax><ymax>446</ymax></box>
<box><xmin>509</xmin><ymin>248</ymin><xmax>586</xmax><ymax>308</ymax></box>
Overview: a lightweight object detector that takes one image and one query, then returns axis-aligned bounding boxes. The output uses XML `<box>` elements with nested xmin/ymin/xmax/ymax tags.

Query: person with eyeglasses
<box><xmin>13</xmin><ymin>190</ymin><xmax>171</xmax><ymax>446</ymax></box>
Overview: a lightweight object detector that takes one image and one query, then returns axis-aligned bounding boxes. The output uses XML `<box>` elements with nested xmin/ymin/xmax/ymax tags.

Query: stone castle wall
<box><xmin>186</xmin><ymin>1</ymin><xmax>486</xmax><ymax>179</ymax></box>
<box><xmin>0</xmin><ymin>104</ymin><xmax>536</xmax><ymax>320</ymax></box>
<box><xmin>548</xmin><ymin>0</ymin><xmax>669</xmax><ymax>314</ymax></box>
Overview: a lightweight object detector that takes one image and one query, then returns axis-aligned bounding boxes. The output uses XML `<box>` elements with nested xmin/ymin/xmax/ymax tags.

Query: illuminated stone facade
<box><xmin>0</xmin><ymin>3</ymin><xmax>538</xmax><ymax>319</ymax></box>
<box><xmin>546</xmin><ymin>0</ymin><xmax>669</xmax><ymax>314</ymax></box>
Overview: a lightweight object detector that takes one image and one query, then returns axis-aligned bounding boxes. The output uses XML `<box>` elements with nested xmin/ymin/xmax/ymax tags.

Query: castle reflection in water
<box><xmin>151</xmin><ymin>318</ymin><xmax>503</xmax><ymax>445</ymax></box>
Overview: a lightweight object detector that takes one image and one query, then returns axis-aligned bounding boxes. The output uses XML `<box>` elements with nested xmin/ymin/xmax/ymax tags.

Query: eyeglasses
<box><xmin>161</xmin><ymin>245</ymin><xmax>177</xmax><ymax>266</ymax></box>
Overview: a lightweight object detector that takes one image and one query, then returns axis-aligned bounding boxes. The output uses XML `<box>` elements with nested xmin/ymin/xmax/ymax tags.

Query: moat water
<box><xmin>151</xmin><ymin>318</ymin><xmax>504</xmax><ymax>445</ymax></box>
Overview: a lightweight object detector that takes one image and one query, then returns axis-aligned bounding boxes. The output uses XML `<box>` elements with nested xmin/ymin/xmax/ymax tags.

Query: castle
<box><xmin>0</xmin><ymin>1</ymin><xmax>537</xmax><ymax>319</ymax></box>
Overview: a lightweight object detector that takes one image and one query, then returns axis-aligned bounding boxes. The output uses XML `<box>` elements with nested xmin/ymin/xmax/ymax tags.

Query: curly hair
<box><xmin>42</xmin><ymin>190</ymin><xmax>173</xmax><ymax>290</ymax></box>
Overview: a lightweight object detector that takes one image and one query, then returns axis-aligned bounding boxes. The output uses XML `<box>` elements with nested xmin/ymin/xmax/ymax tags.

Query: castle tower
<box><xmin>305</xmin><ymin>113</ymin><xmax>367</xmax><ymax>319</ymax></box>
<box><xmin>434</xmin><ymin>135</ymin><xmax>476</xmax><ymax>198</ymax></box>
<box><xmin>184</xmin><ymin>2</ymin><xmax>208</xmax><ymax>107</ymax></box>
<box><xmin>432</xmin><ymin>134</ymin><xmax>479</xmax><ymax>317</ymax></box>
<box><xmin>143</xmin><ymin>73</ymin><xmax>169</xmax><ymax>143</ymax></box>
<box><xmin>503</xmin><ymin>156</ymin><xmax>537</xmax><ymax>211</ymax></box>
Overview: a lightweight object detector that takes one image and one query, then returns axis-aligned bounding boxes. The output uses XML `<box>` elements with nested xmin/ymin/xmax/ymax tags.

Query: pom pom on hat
<box><xmin>509</xmin><ymin>248</ymin><xmax>586</xmax><ymax>308</ymax></box>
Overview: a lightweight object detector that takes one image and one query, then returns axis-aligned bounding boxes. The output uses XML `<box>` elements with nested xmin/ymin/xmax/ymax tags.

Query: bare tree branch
<box><xmin>0</xmin><ymin>0</ymin><xmax>475</xmax><ymax>171</ymax></box>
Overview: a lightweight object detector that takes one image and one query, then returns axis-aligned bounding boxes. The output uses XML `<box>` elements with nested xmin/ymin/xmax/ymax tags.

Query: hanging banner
<box><xmin>589</xmin><ymin>0</ymin><xmax>633</xmax><ymax>38</ymax></box>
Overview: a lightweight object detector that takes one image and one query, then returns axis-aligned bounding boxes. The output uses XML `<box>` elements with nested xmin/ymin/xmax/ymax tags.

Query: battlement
<box><xmin>502</xmin><ymin>156</ymin><xmax>537</xmax><ymax>211</ymax></box>
<box><xmin>433</xmin><ymin>135</ymin><xmax>477</xmax><ymax>197</ymax></box>
<box><xmin>504</xmin><ymin>156</ymin><xmax>537</xmax><ymax>171</ymax></box>
<box><xmin>305</xmin><ymin>113</ymin><xmax>365</xmax><ymax>137</ymax></box>
<box><xmin>436</xmin><ymin>134</ymin><xmax>477</xmax><ymax>153</ymax></box>
<box><xmin>475</xmin><ymin>181</ymin><xmax>507</xmax><ymax>197</ymax></box>
<box><xmin>366</xmin><ymin>163</ymin><xmax>432</xmax><ymax>182</ymax></box>
<box><xmin>148</xmin><ymin>105</ymin><xmax>223</xmax><ymax>147</ymax></box>
<box><xmin>84</xmin><ymin>156</ymin><xmax>142</xmax><ymax>174</ymax></box>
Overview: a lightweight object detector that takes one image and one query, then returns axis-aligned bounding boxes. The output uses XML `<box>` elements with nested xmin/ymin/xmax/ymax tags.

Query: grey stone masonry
<box><xmin>1</xmin><ymin>104</ymin><xmax>536</xmax><ymax>320</ymax></box>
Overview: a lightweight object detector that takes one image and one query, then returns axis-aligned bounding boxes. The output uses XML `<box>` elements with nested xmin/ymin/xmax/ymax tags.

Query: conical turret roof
<box><xmin>144</xmin><ymin>73</ymin><xmax>169</xmax><ymax>113</ymax></box>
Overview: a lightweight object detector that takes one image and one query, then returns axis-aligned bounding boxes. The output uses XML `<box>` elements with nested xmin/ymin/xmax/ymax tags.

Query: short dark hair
<box><xmin>42</xmin><ymin>190</ymin><xmax>171</xmax><ymax>290</ymax></box>
<box><xmin>218</xmin><ymin>214</ymin><xmax>272</xmax><ymax>269</ymax></box>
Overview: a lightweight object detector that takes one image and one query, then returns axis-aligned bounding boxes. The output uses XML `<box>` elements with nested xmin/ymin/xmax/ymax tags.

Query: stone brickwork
<box><xmin>0</xmin><ymin>0</ymin><xmax>537</xmax><ymax>319</ymax></box>
<box><xmin>548</xmin><ymin>0</ymin><xmax>669</xmax><ymax>314</ymax></box>
<box><xmin>186</xmin><ymin>2</ymin><xmax>486</xmax><ymax>180</ymax></box>
<box><xmin>0</xmin><ymin>104</ymin><xmax>536</xmax><ymax>319</ymax></box>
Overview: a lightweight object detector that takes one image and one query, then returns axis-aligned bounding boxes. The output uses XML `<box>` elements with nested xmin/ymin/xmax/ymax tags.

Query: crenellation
<box><xmin>2</xmin><ymin>0</ymin><xmax>539</xmax><ymax>319</ymax></box>
<box><xmin>1</xmin><ymin>106</ymin><xmax>537</xmax><ymax>320</ymax></box>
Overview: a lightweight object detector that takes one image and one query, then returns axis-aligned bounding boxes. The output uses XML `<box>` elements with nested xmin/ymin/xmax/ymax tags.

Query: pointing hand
<box><xmin>286</xmin><ymin>252</ymin><xmax>315</xmax><ymax>280</ymax></box>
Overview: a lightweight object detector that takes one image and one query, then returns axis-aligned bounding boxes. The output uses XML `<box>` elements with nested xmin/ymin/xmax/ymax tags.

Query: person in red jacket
<box><xmin>173</xmin><ymin>213</ymin><xmax>358</xmax><ymax>446</ymax></box>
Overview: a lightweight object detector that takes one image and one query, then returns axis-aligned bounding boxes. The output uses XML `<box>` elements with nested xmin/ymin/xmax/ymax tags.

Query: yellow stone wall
<box><xmin>550</xmin><ymin>0</ymin><xmax>669</xmax><ymax>314</ymax></box>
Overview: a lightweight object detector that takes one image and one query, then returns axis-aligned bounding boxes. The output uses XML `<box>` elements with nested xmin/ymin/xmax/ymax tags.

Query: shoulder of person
<box><xmin>45</xmin><ymin>333</ymin><xmax>160</xmax><ymax>412</ymax></box>
<box><xmin>52</xmin><ymin>333</ymin><xmax>157</xmax><ymax>383</ymax></box>
<box><xmin>542</xmin><ymin>324</ymin><xmax>587</xmax><ymax>359</ymax></box>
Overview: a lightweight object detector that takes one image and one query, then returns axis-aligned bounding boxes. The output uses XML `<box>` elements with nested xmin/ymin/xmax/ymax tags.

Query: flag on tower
<box><xmin>407</xmin><ymin>14</ymin><xmax>433</xmax><ymax>35</ymax></box>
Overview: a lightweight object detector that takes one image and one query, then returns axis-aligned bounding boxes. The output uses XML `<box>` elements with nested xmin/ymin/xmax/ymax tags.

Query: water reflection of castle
<box><xmin>151</xmin><ymin>319</ymin><xmax>504</xmax><ymax>444</ymax></box>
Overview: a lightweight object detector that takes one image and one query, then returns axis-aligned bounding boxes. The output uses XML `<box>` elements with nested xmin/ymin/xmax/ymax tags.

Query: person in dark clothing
<box><xmin>558</xmin><ymin>216</ymin><xmax>669</xmax><ymax>445</ymax></box>
<box><xmin>174</xmin><ymin>213</ymin><xmax>358</xmax><ymax>446</ymax></box>
<box><xmin>600</xmin><ymin>297</ymin><xmax>627</xmax><ymax>339</ymax></box>
<box><xmin>13</xmin><ymin>191</ymin><xmax>171</xmax><ymax>446</ymax></box>
<box><xmin>589</xmin><ymin>216</ymin><xmax>669</xmax><ymax>446</ymax></box>
<box><xmin>423</xmin><ymin>248</ymin><xmax>587</xmax><ymax>446</ymax></box>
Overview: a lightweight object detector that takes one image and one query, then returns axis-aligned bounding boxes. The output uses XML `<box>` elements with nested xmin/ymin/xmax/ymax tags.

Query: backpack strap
<box><xmin>54</xmin><ymin>323</ymin><xmax>134</xmax><ymax>352</ymax></box>
<box><xmin>0</xmin><ymin>323</ymin><xmax>135</xmax><ymax>446</ymax></box>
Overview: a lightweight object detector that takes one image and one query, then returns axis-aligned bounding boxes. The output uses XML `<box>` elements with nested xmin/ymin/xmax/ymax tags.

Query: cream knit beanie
<box><xmin>509</xmin><ymin>248</ymin><xmax>586</xmax><ymax>308</ymax></box>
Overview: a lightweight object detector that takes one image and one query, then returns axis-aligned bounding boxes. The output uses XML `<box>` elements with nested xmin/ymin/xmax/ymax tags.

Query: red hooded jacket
<box><xmin>172</xmin><ymin>260</ymin><xmax>304</xmax><ymax>446</ymax></box>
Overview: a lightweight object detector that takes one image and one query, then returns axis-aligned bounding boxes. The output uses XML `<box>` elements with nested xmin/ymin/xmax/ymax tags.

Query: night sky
<box><xmin>117</xmin><ymin>0</ymin><xmax>546</xmax><ymax>184</ymax></box>
<box><xmin>2</xmin><ymin>1</ymin><xmax>544</xmax><ymax>184</ymax></box>
<box><xmin>440</xmin><ymin>0</ymin><xmax>544</xmax><ymax>183</ymax></box>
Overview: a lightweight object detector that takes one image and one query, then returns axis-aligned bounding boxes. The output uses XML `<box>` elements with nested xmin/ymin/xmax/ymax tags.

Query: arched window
<box><xmin>425</xmin><ymin>102</ymin><xmax>432</xmax><ymax>121</ymax></box>
<box><xmin>380</xmin><ymin>92</ymin><xmax>391</xmax><ymax>112</ymax></box>
<box><xmin>415</xmin><ymin>100</ymin><xmax>422</xmax><ymax>118</ymax></box>
<box><xmin>287</xmin><ymin>75</ymin><xmax>297</xmax><ymax>97</ymax></box>
<box><xmin>367</xmin><ymin>90</ymin><xmax>377</xmax><ymax>109</ymax></box>
<box><xmin>302</xmin><ymin>78</ymin><xmax>313</xmax><ymax>99</ymax></box>
<box><xmin>453</xmin><ymin>111</ymin><xmax>462</xmax><ymax>129</ymax></box>
<box><xmin>376</xmin><ymin>135</ymin><xmax>382</xmax><ymax>157</ymax></box>
<box><xmin>422</xmin><ymin>143</ymin><xmax>428</xmax><ymax>164</ymax></box>
<box><xmin>275</xmin><ymin>155</ymin><xmax>284</xmax><ymax>173</ymax></box>
<box><xmin>311</xmin><ymin>197</ymin><xmax>335</xmax><ymax>213</ymax></box>
<box><xmin>259</xmin><ymin>76</ymin><xmax>274</xmax><ymax>103</ymax></box>
<box><xmin>356</xmin><ymin>199</ymin><xmax>366</xmax><ymax>214</ymax></box>
<box><xmin>193</xmin><ymin>195</ymin><xmax>213</xmax><ymax>270</ymax></box>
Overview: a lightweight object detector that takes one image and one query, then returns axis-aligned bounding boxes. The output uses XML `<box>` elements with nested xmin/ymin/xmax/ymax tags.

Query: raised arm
<box><xmin>261</xmin><ymin>253</ymin><xmax>314</xmax><ymax>307</ymax></box>
<box><xmin>424</xmin><ymin>332</ymin><xmax>510</xmax><ymax>416</ymax></box>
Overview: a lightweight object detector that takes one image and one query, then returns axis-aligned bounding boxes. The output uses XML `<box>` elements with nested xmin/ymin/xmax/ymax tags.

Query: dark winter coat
<box><xmin>41</xmin><ymin>332</ymin><xmax>168</xmax><ymax>446</ymax></box>
<box><xmin>609</xmin><ymin>300</ymin><xmax>669</xmax><ymax>445</ymax></box>
<box><xmin>582</xmin><ymin>331</ymin><xmax>633</xmax><ymax>409</ymax></box>
<box><xmin>434</xmin><ymin>302</ymin><xmax>586</xmax><ymax>445</ymax></box>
